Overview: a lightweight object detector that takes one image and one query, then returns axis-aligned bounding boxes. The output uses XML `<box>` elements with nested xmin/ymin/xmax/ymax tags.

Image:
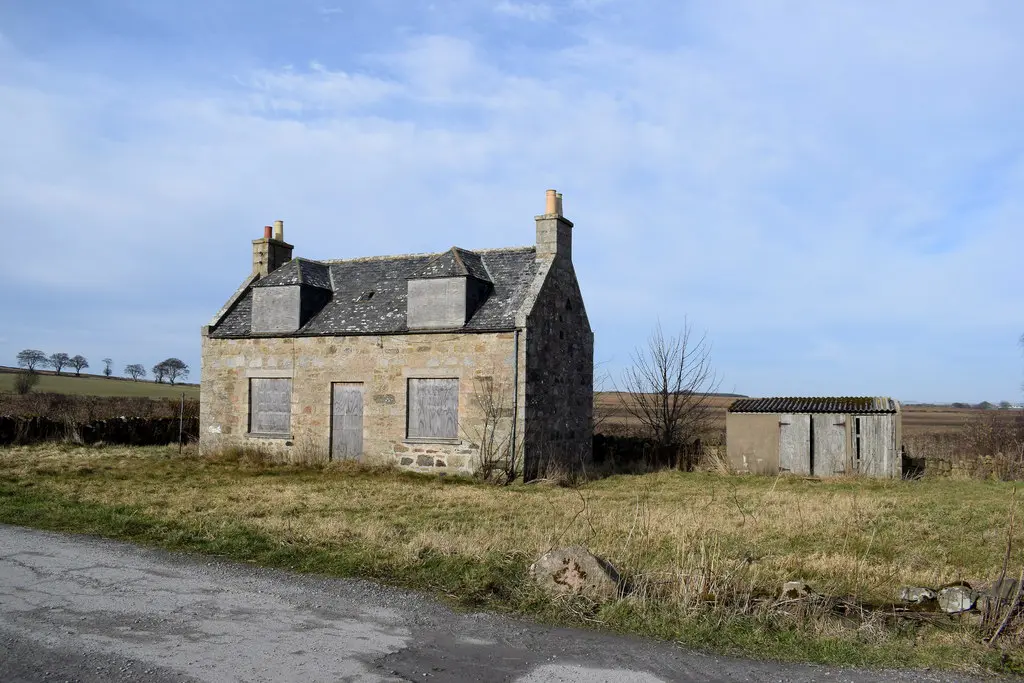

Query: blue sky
<box><xmin>1</xmin><ymin>1</ymin><xmax>1021</xmax><ymax>403</ymax></box>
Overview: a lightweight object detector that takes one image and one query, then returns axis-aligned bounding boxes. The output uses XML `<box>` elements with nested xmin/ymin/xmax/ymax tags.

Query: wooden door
<box><xmin>778</xmin><ymin>414</ymin><xmax>811</xmax><ymax>475</ymax></box>
<box><xmin>331</xmin><ymin>383</ymin><xmax>364</xmax><ymax>460</ymax></box>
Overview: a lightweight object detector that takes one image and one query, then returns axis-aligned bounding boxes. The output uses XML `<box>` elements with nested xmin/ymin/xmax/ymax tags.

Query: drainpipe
<box><xmin>510</xmin><ymin>329</ymin><xmax>520</xmax><ymax>468</ymax></box>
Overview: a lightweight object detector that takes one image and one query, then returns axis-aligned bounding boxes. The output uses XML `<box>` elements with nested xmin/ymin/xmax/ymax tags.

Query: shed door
<box><xmin>331</xmin><ymin>383</ymin><xmax>364</xmax><ymax>460</ymax></box>
<box><xmin>778</xmin><ymin>414</ymin><xmax>811</xmax><ymax>475</ymax></box>
<box><xmin>813</xmin><ymin>414</ymin><xmax>847</xmax><ymax>476</ymax></box>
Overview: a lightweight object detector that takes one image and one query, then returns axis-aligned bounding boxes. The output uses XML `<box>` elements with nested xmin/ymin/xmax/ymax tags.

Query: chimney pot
<box><xmin>545</xmin><ymin>189</ymin><xmax>558</xmax><ymax>216</ymax></box>
<box><xmin>273</xmin><ymin>220</ymin><xmax>284</xmax><ymax>241</ymax></box>
<box><xmin>263</xmin><ymin>225</ymin><xmax>272</xmax><ymax>239</ymax></box>
<box><xmin>555</xmin><ymin>192</ymin><xmax>563</xmax><ymax>216</ymax></box>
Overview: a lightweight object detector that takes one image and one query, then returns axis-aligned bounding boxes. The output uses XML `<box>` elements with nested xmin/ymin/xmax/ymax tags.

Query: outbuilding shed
<box><xmin>726</xmin><ymin>397</ymin><xmax>902</xmax><ymax>478</ymax></box>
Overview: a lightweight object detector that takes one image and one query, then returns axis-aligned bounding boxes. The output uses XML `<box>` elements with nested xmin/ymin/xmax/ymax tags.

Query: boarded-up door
<box><xmin>779</xmin><ymin>414</ymin><xmax>811</xmax><ymax>475</ymax></box>
<box><xmin>331</xmin><ymin>383</ymin><xmax>364</xmax><ymax>460</ymax></box>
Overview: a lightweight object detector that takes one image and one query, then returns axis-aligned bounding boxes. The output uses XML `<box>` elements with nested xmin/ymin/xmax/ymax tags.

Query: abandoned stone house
<box><xmin>726</xmin><ymin>397</ymin><xmax>903</xmax><ymax>478</ymax></box>
<box><xmin>200</xmin><ymin>190</ymin><xmax>593</xmax><ymax>480</ymax></box>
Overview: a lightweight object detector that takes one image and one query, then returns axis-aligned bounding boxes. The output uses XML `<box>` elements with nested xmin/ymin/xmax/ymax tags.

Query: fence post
<box><xmin>178</xmin><ymin>392</ymin><xmax>184</xmax><ymax>454</ymax></box>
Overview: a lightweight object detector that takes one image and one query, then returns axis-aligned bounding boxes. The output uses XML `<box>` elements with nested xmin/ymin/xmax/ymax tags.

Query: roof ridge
<box><xmin>321</xmin><ymin>245</ymin><xmax>534</xmax><ymax>265</ymax></box>
<box><xmin>449</xmin><ymin>247</ymin><xmax>469</xmax><ymax>275</ymax></box>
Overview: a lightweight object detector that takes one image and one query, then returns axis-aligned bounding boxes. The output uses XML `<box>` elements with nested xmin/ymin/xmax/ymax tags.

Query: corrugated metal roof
<box><xmin>727</xmin><ymin>397</ymin><xmax>898</xmax><ymax>414</ymax></box>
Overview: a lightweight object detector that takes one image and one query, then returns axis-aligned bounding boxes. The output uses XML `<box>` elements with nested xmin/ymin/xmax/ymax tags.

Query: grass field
<box><xmin>1</xmin><ymin>443</ymin><xmax>1021</xmax><ymax>673</ymax></box>
<box><xmin>0</xmin><ymin>369</ymin><xmax>199</xmax><ymax>400</ymax></box>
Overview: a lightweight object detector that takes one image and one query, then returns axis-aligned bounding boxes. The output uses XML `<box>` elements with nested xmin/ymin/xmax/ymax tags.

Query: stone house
<box><xmin>726</xmin><ymin>397</ymin><xmax>902</xmax><ymax>477</ymax></box>
<box><xmin>200</xmin><ymin>190</ymin><xmax>593</xmax><ymax>479</ymax></box>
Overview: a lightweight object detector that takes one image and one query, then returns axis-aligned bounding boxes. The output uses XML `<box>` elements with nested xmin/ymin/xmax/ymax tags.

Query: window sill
<box><xmin>247</xmin><ymin>432</ymin><xmax>293</xmax><ymax>440</ymax></box>
<box><xmin>403</xmin><ymin>438</ymin><xmax>462</xmax><ymax>446</ymax></box>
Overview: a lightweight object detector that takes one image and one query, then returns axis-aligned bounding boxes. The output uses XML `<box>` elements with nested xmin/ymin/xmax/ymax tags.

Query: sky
<box><xmin>0</xmin><ymin>0</ymin><xmax>1022</xmax><ymax>403</ymax></box>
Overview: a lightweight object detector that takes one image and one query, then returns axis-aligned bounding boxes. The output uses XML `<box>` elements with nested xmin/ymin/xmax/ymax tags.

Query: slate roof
<box><xmin>728</xmin><ymin>397</ymin><xmax>898</xmax><ymax>414</ymax></box>
<box><xmin>254</xmin><ymin>258</ymin><xmax>332</xmax><ymax>290</ymax></box>
<box><xmin>210</xmin><ymin>247</ymin><xmax>538</xmax><ymax>338</ymax></box>
<box><xmin>415</xmin><ymin>248</ymin><xmax>492</xmax><ymax>282</ymax></box>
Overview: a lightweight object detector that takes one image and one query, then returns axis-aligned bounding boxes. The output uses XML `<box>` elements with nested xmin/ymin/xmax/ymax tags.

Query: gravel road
<box><xmin>0</xmin><ymin>524</ymin><xmax>986</xmax><ymax>682</ymax></box>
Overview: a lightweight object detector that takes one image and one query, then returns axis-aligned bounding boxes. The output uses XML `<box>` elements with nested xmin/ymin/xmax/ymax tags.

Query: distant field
<box><xmin>596</xmin><ymin>392</ymin><xmax>1015</xmax><ymax>437</ymax></box>
<box><xmin>0</xmin><ymin>368</ymin><xmax>199</xmax><ymax>400</ymax></box>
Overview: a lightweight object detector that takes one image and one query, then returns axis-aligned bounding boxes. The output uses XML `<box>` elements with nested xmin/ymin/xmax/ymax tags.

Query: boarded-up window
<box><xmin>249</xmin><ymin>378</ymin><xmax>292</xmax><ymax>436</ymax></box>
<box><xmin>407</xmin><ymin>378</ymin><xmax>458</xmax><ymax>440</ymax></box>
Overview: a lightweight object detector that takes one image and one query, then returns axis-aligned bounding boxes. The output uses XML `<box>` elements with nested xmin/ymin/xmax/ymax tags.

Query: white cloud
<box><xmin>494</xmin><ymin>1</ymin><xmax>553</xmax><ymax>22</ymax></box>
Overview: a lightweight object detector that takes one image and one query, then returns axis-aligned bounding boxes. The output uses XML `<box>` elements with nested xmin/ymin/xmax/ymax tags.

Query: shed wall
<box><xmin>726</xmin><ymin>413</ymin><xmax>780</xmax><ymax>474</ymax></box>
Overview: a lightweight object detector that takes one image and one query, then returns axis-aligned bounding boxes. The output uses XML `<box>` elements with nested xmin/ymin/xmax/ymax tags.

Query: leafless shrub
<box><xmin>464</xmin><ymin>373</ymin><xmax>521</xmax><ymax>484</ymax></box>
<box><xmin>13</xmin><ymin>371</ymin><xmax>39</xmax><ymax>395</ymax></box>
<box><xmin>292</xmin><ymin>434</ymin><xmax>329</xmax><ymax>465</ymax></box>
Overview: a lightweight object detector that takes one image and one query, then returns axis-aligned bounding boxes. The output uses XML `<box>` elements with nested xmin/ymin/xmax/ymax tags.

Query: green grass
<box><xmin>0</xmin><ymin>372</ymin><xmax>199</xmax><ymax>399</ymax></box>
<box><xmin>1</xmin><ymin>443</ymin><xmax>1021</xmax><ymax>674</ymax></box>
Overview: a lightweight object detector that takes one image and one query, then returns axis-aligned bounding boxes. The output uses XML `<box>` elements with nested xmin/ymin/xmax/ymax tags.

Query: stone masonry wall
<box><xmin>200</xmin><ymin>332</ymin><xmax>518</xmax><ymax>476</ymax></box>
<box><xmin>522</xmin><ymin>260</ymin><xmax>594</xmax><ymax>479</ymax></box>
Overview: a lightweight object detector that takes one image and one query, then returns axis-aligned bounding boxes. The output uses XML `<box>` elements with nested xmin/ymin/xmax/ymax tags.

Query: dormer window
<box><xmin>251</xmin><ymin>259</ymin><xmax>332</xmax><ymax>334</ymax></box>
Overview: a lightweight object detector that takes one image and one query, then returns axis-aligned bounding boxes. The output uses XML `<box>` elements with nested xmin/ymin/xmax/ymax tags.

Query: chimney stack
<box><xmin>535</xmin><ymin>188</ymin><xmax>573</xmax><ymax>263</ymax></box>
<box><xmin>252</xmin><ymin>220</ymin><xmax>294</xmax><ymax>276</ymax></box>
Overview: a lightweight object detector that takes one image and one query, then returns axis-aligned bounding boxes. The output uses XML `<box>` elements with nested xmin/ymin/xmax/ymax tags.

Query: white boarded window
<box><xmin>407</xmin><ymin>378</ymin><xmax>459</xmax><ymax>440</ymax></box>
<box><xmin>249</xmin><ymin>378</ymin><xmax>292</xmax><ymax>436</ymax></box>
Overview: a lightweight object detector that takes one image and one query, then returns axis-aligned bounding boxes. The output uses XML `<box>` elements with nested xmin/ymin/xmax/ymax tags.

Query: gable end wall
<box><xmin>521</xmin><ymin>262</ymin><xmax>593</xmax><ymax>479</ymax></box>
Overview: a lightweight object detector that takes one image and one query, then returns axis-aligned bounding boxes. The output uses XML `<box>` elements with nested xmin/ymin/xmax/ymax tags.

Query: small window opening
<box><xmin>565</xmin><ymin>299</ymin><xmax>573</xmax><ymax>311</ymax></box>
<box><xmin>854</xmin><ymin>417</ymin><xmax>862</xmax><ymax>471</ymax></box>
<box><xmin>357</xmin><ymin>291</ymin><xmax>375</xmax><ymax>303</ymax></box>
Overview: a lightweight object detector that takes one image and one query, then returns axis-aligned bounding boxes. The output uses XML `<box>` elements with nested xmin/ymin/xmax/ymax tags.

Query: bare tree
<box><xmin>102</xmin><ymin>358</ymin><xmax>113</xmax><ymax>377</ymax></box>
<box><xmin>619</xmin><ymin>320</ymin><xmax>719</xmax><ymax>465</ymax></box>
<box><xmin>155</xmin><ymin>358</ymin><xmax>189</xmax><ymax>385</ymax></box>
<box><xmin>69</xmin><ymin>355</ymin><xmax>89</xmax><ymax>376</ymax></box>
<box><xmin>16</xmin><ymin>349</ymin><xmax>47</xmax><ymax>371</ymax></box>
<box><xmin>125</xmin><ymin>363</ymin><xmax>146</xmax><ymax>381</ymax></box>
<box><xmin>152</xmin><ymin>363</ymin><xmax>167</xmax><ymax>383</ymax></box>
<box><xmin>47</xmin><ymin>352</ymin><xmax>71</xmax><ymax>375</ymax></box>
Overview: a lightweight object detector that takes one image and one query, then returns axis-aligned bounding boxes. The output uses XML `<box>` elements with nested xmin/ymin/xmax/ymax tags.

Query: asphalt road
<box><xmin>0</xmin><ymin>524</ymin><xmax>986</xmax><ymax>682</ymax></box>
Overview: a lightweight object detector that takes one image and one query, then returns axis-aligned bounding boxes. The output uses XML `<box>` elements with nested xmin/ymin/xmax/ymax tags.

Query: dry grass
<box><xmin>2</xmin><ymin>443</ymin><xmax>1023</xmax><ymax>672</ymax></box>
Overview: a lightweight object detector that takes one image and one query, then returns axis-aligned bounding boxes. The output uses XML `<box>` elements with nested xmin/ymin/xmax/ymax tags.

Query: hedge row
<box><xmin>0</xmin><ymin>416</ymin><xmax>199</xmax><ymax>446</ymax></box>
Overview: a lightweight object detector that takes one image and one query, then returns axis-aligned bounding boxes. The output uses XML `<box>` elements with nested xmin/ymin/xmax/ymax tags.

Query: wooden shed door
<box><xmin>778</xmin><ymin>414</ymin><xmax>811</xmax><ymax>475</ymax></box>
<box><xmin>331</xmin><ymin>383</ymin><xmax>364</xmax><ymax>461</ymax></box>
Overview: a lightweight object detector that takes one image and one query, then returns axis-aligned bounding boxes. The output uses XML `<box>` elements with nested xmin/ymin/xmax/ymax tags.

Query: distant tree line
<box><xmin>14</xmin><ymin>349</ymin><xmax>191</xmax><ymax>393</ymax></box>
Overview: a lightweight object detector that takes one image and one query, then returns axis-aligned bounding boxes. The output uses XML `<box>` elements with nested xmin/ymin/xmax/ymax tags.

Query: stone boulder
<box><xmin>937</xmin><ymin>584</ymin><xmax>976</xmax><ymax>614</ymax></box>
<box><xmin>530</xmin><ymin>547</ymin><xmax>621</xmax><ymax>600</ymax></box>
<box><xmin>779</xmin><ymin>581</ymin><xmax>815</xmax><ymax>601</ymax></box>
<box><xmin>898</xmin><ymin>586</ymin><xmax>937</xmax><ymax>605</ymax></box>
